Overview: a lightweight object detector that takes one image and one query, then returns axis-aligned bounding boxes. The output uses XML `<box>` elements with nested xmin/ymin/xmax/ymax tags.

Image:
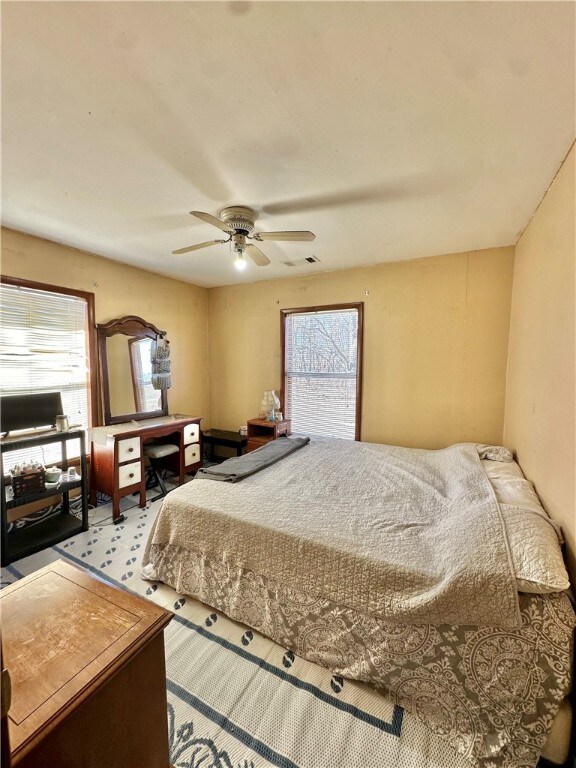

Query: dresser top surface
<box><xmin>247</xmin><ymin>418</ymin><xmax>290</xmax><ymax>428</ymax></box>
<box><xmin>90</xmin><ymin>414</ymin><xmax>201</xmax><ymax>442</ymax></box>
<box><xmin>2</xmin><ymin>559</ymin><xmax>172</xmax><ymax>755</ymax></box>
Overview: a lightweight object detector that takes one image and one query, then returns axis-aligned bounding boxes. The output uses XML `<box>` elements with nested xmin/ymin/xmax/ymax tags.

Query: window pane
<box><xmin>134</xmin><ymin>338</ymin><xmax>160</xmax><ymax>412</ymax></box>
<box><xmin>0</xmin><ymin>283</ymin><xmax>90</xmax><ymax>467</ymax></box>
<box><xmin>284</xmin><ymin>307</ymin><xmax>360</xmax><ymax>439</ymax></box>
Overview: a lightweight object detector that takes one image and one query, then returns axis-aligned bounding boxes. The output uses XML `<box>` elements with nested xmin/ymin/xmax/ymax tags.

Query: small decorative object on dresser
<box><xmin>260</xmin><ymin>390</ymin><xmax>281</xmax><ymax>421</ymax></box>
<box><xmin>10</xmin><ymin>465</ymin><xmax>45</xmax><ymax>499</ymax></box>
<box><xmin>246</xmin><ymin>417</ymin><xmax>291</xmax><ymax>453</ymax></box>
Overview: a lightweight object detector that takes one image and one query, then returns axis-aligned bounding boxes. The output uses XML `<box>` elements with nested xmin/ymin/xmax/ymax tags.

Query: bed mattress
<box><xmin>146</xmin><ymin>440</ymin><xmax>522</xmax><ymax>627</ymax></box>
<box><xmin>142</xmin><ymin>439</ymin><xmax>575</xmax><ymax>768</ymax></box>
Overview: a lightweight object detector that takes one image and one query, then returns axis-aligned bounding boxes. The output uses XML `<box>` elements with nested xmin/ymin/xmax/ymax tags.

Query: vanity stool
<box><xmin>144</xmin><ymin>442</ymin><xmax>179</xmax><ymax>500</ymax></box>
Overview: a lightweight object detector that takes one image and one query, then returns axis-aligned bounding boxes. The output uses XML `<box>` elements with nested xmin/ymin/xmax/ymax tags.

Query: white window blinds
<box><xmin>0</xmin><ymin>282</ymin><xmax>91</xmax><ymax>466</ymax></box>
<box><xmin>283</xmin><ymin>307</ymin><xmax>361</xmax><ymax>440</ymax></box>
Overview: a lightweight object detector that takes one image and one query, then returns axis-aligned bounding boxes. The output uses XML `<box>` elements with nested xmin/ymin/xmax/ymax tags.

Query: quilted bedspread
<box><xmin>143</xmin><ymin>439</ymin><xmax>521</xmax><ymax>628</ymax></box>
<box><xmin>142</xmin><ymin>439</ymin><xmax>576</xmax><ymax>767</ymax></box>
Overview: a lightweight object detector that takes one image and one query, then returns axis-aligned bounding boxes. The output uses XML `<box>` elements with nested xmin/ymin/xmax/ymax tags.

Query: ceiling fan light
<box><xmin>234</xmin><ymin>253</ymin><xmax>247</xmax><ymax>271</ymax></box>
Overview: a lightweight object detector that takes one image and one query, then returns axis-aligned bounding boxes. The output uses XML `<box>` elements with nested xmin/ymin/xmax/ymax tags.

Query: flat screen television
<box><xmin>0</xmin><ymin>392</ymin><xmax>63</xmax><ymax>435</ymax></box>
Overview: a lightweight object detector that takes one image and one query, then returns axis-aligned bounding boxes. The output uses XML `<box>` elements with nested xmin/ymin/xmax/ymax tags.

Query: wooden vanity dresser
<box><xmin>93</xmin><ymin>315</ymin><xmax>202</xmax><ymax>520</ymax></box>
<box><xmin>90</xmin><ymin>414</ymin><xmax>202</xmax><ymax>521</ymax></box>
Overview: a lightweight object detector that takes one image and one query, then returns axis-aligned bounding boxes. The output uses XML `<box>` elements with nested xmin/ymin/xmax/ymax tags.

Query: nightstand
<box><xmin>246</xmin><ymin>418</ymin><xmax>291</xmax><ymax>453</ymax></box>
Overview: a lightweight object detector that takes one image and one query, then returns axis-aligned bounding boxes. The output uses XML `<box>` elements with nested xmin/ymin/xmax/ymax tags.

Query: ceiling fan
<box><xmin>172</xmin><ymin>206</ymin><xmax>316</xmax><ymax>270</ymax></box>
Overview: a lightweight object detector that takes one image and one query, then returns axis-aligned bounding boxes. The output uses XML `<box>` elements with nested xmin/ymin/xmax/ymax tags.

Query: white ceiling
<box><xmin>2</xmin><ymin>2</ymin><xmax>575</xmax><ymax>288</ymax></box>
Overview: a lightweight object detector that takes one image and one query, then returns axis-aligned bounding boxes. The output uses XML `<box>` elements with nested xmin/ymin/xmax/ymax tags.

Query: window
<box><xmin>129</xmin><ymin>337</ymin><xmax>157</xmax><ymax>412</ymax></box>
<box><xmin>0</xmin><ymin>277</ymin><xmax>95</xmax><ymax>466</ymax></box>
<box><xmin>281</xmin><ymin>303</ymin><xmax>363</xmax><ymax>440</ymax></box>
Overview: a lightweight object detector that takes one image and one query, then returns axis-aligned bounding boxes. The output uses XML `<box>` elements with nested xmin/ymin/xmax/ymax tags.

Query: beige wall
<box><xmin>1</xmin><ymin>228</ymin><xmax>210</xmax><ymax>425</ymax></box>
<box><xmin>0</xmin><ymin>232</ymin><xmax>516</xmax><ymax>451</ymax></box>
<box><xmin>504</xmin><ymin>144</ymin><xmax>576</xmax><ymax>582</ymax></box>
<box><xmin>1</xmin><ymin>229</ymin><xmax>515</xmax><ymax>451</ymax></box>
<box><xmin>208</xmin><ymin>247</ymin><xmax>515</xmax><ymax>449</ymax></box>
<box><xmin>4</xmin><ymin>163</ymin><xmax>573</xmax><ymax>580</ymax></box>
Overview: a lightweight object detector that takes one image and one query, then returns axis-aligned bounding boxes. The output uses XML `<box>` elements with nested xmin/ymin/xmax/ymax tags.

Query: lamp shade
<box><xmin>261</xmin><ymin>390</ymin><xmax>280</xmax><ymax>419</ymax></box>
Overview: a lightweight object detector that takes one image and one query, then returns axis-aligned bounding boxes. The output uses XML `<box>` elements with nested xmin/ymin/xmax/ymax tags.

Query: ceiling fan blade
<box><xmin>253</xmin><ymin>231</ymin><xmax>316</xmax><ymax>242</ymax></box>
<box><xmin>245</xmin><ymin>244</ymin><xmax>271</xmax><ymax>266</ymax></box>
<box><xmin>262</xmin><ymin>182</ymin><xmax>412</xmax><ymax>214</ymax></box>
<box><xmin>190</xmin><ymin>211</ymin><xmax>234</xmax><ymax>233</ymax></box>
<box><xmin>172</xmin><ymin>239</ymin><xmax>225</xmax><ymax>255</ymax></box>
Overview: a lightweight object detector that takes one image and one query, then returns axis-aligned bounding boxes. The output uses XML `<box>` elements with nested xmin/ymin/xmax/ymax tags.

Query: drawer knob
<box><xmin>129</xmin><ymin>473</ymin><xmax>134</xmax><ymax>479</ymax></box>
<box><xmin>128</xmin><ymin>447</ymin><xmax>134</xmax><ymax>453</ymax></box>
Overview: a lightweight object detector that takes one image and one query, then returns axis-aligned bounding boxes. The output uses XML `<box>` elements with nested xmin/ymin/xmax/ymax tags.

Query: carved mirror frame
<box><xmin>97</xmin><ymin>315</ymin><xmax>168</xmax><ymax>425</ymax></box>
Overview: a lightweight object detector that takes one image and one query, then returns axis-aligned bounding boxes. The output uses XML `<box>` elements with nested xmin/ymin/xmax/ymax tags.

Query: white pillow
<box><xmin>483</xmin><ymin>459</ymin><xmax>571</xmax><ymax>594</ymax></box>
<box><xmin>477</xmin><ymin>444</ymin><xmax>514</xmax><ymax>462</ymax></box>
<box><xmin>500</xmin><ymin>504</ymin><xmax>570</xmax><ymax>593</ymax></box>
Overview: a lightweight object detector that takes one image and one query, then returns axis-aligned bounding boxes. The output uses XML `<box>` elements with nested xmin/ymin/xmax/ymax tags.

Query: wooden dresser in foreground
<box><xmin>1</xmin><ymin>560</ymin><xmax>173</xmax><ymax>768</ymax></box>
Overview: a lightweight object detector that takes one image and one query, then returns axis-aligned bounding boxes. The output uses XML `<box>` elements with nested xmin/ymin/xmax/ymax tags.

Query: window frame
<box><xmin>280</xmin><ymin>302</ymin><xmax>364</xmax><ymax>441</ymax></box>
<box><xmin>0</xmin><ymin>274</ymin><xmax>99</xmax><ymax>429</ymax></box>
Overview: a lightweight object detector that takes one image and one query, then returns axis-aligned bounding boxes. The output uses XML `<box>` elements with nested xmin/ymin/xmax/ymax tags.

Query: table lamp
<box><xmin>261</xmin><ymin>390</ymin><xmax>281</xmax><ymax>421</ymax></box>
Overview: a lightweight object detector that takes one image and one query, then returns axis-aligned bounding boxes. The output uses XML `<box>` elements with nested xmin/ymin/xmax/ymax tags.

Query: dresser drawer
<box><xmin>118</xmin><ymin>437</ymin><xmax>140</xmax><ymax>463</ymax></box>
<box><xmin>184</xmin><ymin>443</ymin><xmax>201</xmax><ymax>466</ymax></box>
<box><xmin>183</xmin><ymin>423</ymin><xmax>200</xmax><ymax>445</ymax></box>
<box><xmin>118</xmin><ymin>460</ymin><xmax>141</xmax><ymax>489</ymax></box>
<box><xmin>247</xmin><ymin>437</ymin><xmax>271</xmax><ymax>453</ymax></box>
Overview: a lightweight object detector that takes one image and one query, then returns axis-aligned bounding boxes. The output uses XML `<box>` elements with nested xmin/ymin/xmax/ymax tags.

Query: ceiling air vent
<box><xmin>282</xmin><ymin>256</ymin><xmax>321</xmax><ymax>268</ymax></box>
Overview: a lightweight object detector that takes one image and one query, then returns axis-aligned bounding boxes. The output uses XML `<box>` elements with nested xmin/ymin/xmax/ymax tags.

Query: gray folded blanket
<box><xmin>196</xmin><ymin>435</ymin><xmax>310</xmax><ymax>482</ymax></box>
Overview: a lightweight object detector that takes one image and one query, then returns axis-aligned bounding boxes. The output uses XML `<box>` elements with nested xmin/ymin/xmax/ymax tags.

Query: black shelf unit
<box><xmin>1</xmin><ymin>428</ymin><xmax>89</xmax><ymax>566</ymax></box>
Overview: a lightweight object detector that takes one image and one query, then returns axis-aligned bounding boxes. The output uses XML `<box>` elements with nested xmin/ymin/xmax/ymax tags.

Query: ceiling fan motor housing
<box><xmin>231</xmin><ymin>233</ymin><xmax>247</xmax><ymax>253</ymax></box>
<box><xmin>175</xmin><ymin>207</ymin><xmax>314</xmax><ymax>266</ymax></box>
<box><xmin>220</xmin><ymin>205</ymin><xmax>257</xmax><ymax>234</ymax></box>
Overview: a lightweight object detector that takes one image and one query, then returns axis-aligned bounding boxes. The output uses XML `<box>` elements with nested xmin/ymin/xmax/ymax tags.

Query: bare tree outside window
<box><xmin>281</xmin><ymin>304</ymin><xmax>363</xmax><ymax>440</ymax></box>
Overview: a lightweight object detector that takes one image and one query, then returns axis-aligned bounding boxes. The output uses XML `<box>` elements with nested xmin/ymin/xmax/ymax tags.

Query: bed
<box><xmin>142</xmin><ymin>438</ymin><xmax>575</xmax><ymax>768</ymax></box>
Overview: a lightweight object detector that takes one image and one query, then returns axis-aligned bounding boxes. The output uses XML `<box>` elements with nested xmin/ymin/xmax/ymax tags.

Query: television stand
<box><xmin>2</xmin><ymin>426</ymin><xmax>57</xmax><ymax>440</ymax></box>
<box><xmin>0</xmin><ymin>428</ymin><xmax>89</xmax><ymax>566</ymax></box>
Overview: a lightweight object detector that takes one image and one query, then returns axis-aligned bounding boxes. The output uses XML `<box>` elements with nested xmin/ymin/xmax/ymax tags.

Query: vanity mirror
<box><xmin>97</xmin><ymin>315</ymin><xmax>168</xmax><ymax>425</ymax></box>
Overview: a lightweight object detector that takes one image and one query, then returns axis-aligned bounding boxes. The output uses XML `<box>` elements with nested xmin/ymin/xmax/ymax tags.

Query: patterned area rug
<box><xmin>1</xmin><ymin>491</ymin><xmax>475</xmax><ymax>768</ymax></box>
